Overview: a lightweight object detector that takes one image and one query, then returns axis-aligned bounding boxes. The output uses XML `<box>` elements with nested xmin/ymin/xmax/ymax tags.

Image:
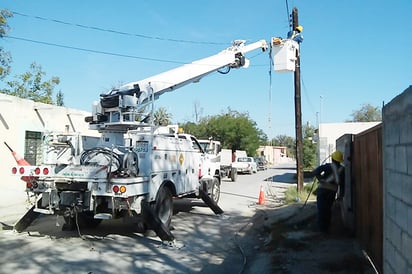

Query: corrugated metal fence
<box><xmin>352</xmin><ymin>124</ymin><xmax>383</xmax><ymax>273</ymax></box>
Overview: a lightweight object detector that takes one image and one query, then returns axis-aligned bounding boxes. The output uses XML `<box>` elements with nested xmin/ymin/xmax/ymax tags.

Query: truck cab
<box><xmin>232</xmin><ymin>156</ymin><xmax>257</xmax><ymax>174</ymax></box>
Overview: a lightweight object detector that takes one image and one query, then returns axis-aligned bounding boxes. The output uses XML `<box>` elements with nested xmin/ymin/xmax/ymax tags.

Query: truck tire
<box><xmin>151</xmin><ymin>186</ymin><xmax>173</xmax><ymax>228</ymax></box>
<box><xmin>230</xmin><ymin>168</ymin><xmax>237</xmax><ymax>182</ymax></box>
<box><xmin>209</xmin><ymin>177</ymin><xmax>221</xmax><ymax>204</ymax></box>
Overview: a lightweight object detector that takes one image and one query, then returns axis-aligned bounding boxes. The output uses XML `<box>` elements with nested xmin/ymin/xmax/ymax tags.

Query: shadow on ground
<box><xmin>225</xmin><ymin>201</ymin><xmax>376</xmax><ymax>273</ymax></box>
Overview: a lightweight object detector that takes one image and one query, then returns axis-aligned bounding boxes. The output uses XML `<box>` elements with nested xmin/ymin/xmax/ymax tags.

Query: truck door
<box><xmin>180</xmin><ymin>136</ymin><xmax>202</xmax><ymax>193</ymax></box>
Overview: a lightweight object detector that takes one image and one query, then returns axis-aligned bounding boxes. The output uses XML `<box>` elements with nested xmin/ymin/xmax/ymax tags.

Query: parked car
<box><xmin>232</xmin><ymin>156</ymin><xmax>257</xmax><ymax>174</ymax></box>
<box><xmin>255</xmin><ymin>157</ymin><xmax>268</xmax><ymax>171</ymax></box>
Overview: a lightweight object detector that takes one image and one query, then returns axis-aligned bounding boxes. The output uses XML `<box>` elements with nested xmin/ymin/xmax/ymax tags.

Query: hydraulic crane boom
<box><xmin>117</xmin><ymin>40</ymin><xmax>267</xmax><ymax>104</ymax></box>
<box><xmin>87</xmin><ymin>39</ymin><xmax>267</xmax><ymax>131</ymax></box>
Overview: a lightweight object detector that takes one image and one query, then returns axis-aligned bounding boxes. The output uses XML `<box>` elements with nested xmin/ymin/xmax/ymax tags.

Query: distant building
<box><xmin>317</xmin><ymin>122</ymin><xmax>381</xmax><ymax>164</ymax></box>
<box><xmin>257</xmin><ymin>145</ymin><xmax>292</xmax><ymax>165</ymax></box>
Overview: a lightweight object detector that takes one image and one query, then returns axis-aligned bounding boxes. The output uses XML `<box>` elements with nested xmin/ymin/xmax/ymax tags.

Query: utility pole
<box><xmin>292</xmin><ymin>7</ymin><xmax>304</xmax><ymax>194</ymax></box>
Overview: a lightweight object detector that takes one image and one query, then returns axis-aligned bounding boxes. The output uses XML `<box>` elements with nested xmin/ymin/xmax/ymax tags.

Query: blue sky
<box><xmin>2</xmin><ymin>0</ymin><xmax>411</xmax><ymax>138</ymax></box>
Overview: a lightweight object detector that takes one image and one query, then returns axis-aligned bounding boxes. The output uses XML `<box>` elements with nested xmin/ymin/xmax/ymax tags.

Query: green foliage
<box><xmin>285</xmin><ymin>180</ymin><xmax>317</xmax><ymax>204</ymax></box>
<box><xmin>1</xmin><ymin>62</ymin><xmax>60</xmax><ymax>104</ymax></box>
<box><xmin>348</xmin><ymin>103</ymin><xmax>382</xmax><ymax>122</ymax></box>
<box><xmin>0</xmin><ymin>9</ymin><xmax>12</xmax><ymax>38</ymax></box>
<box><xmin>271</xmin><ymin>134</ymin><xmax>295</xmax><ymax>158</ymax></box>
<box><xmin>302</xmin><ymin>123</ymin><xmax>317</xmax><ymax>169</ymax></box>
<box><xmin>0</xmin><ymin>9</ymin><xmax>64</xmax><ymax>106</ymax></box>
<box><xmin>0</xmin><ymin>9</ymin><xmax>12</xmax><ymax>80</ymax></box>
<box><xmin>154</xmin><ymin>107</ymin><xmax>172</xmax><ymax>126</ymax></box>
<box><xmin>257</xmin><ymin>128</ymin><xmax>268</xmax><ymax>145</ymax></box>
<box><xmin>0</xmin><ymin>47</ymin><xmax>12</xmax><ymax>80</ymax></box>
<box><xmin>271</xmin><ymin>123</ymin><xmax>316</xmax><ymax>168</ymax></box>
<box><xmin>55</xmin><ymin>90</ymin><xmax>64</xmax><ymax>106</ymax></box>
<box><xmin>180</xmin><ymin>108</ymin><xmax>263</xmax><ymax>156</ymax></box>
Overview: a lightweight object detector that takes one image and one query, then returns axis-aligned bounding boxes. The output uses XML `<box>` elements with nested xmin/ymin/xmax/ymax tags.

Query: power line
<box><xmin>285</xmin><ymin>0</ymin><xmax>291</xmax><ymax>29</ymax></box>
<box><xmin>5</xmin><ymin>35</ymin><xmax>268</xmax><ymax>66</ymax></box>
<box><xmin>11</xmin><ymin>10</ymin><xmax>228</xmax><ymax>46</ymax></box>
<box><xmin>5</xmin><ymin>35</ymin><xmax>186</xmax><ymax>64</ymax></box>
<box><xmin>301</xmin><ymin>76</ymin><xmax>317</xmax><ymax>117</ymax></box>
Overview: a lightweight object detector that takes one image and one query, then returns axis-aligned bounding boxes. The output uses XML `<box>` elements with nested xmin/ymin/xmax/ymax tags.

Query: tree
<box><xmin>348</xmin><ymin>103</ymin><xmax>382</xmax><ymax>122</ymax></box>
<box><xmin>271</xmin><ymin>135</ymin><xmax>295</xmax><ymax>158</ymax></box>
<box><xmin>56</xmin><ymin>90</ymin><xmax>64</xmax><ymax>106</ymax></box>
<box><xmin>302</xmin><ymin>123</ymin><xmax>317</xmax><ymax>169</ymax></box>
<box><xmin>0</xmin><ymin>9</ymin><xmax>64</xmax><ymax>106</ymax></box>
<box><xmin>180</xmin><ymin>109</ymin><xmax>263</xmax><ymax>156</ymax></box>
<box><xmin>192</xmin><ymin>101</ymin><xmax>203</xmax><ymax>123</ymax></box>
<box><xmin>153</xmin><ymin>107</ymin><xmax>172</xmax><ymax>126</ymax></box>
<box><xmin>0</xmin><ymin>9</ymin><xmax>13</xmax><ymax>80</ymax></box>
<box><xmin>2</xmin><ymin>62</ymin><xmax>60</xmax><ymax>104</ymax></box>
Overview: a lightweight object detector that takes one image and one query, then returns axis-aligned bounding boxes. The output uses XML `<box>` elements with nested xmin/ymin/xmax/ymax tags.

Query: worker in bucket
<box><xmin>287</xmin><ymin>25</ymin><xmax>304</xmax><ymax>43</ymax></box>
<box><xmin>310</xmin><ymin>150</ymin><xmax>345</xmax><ymax>233</ymax></box>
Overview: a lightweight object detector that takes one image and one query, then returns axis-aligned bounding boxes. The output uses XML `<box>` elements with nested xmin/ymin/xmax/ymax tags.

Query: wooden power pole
<box><xmin>292</xmin><ymin>7</ymin><xmax>304</xmax><ymax>194</ymax></box>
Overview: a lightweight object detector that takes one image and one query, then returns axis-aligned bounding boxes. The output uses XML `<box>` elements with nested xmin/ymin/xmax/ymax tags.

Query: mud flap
<box><xmin>141</xmin><ymin>201</ymin><xmax>175</xmax><ymax>242</ymax></box>
<box><xmin>14</xmin><ymin>199</ymin><xmax>41</xmax><ymax>232</ymax></box>
<box><xmin>199</xmin><ymin>181</ymin><xmax>224</xmax><ymax>215</ymax></box>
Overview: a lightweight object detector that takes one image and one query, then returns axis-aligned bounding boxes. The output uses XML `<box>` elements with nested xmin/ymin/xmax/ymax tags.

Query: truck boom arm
<box><xmin>88</xmin><ymin>40</ymin><xmax>267</xmax><ymax>131</ymax></box>
<box><xmin>109</xmin><ymin>40</ymin><xmax>266</xmax><ymax>105</ymax></box>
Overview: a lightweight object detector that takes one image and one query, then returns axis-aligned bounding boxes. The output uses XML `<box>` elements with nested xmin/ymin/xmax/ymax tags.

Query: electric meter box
<box><xmin>272</xmin><ymin>39</ymin><xmax>299</xmax><ymax>72</ymax></box>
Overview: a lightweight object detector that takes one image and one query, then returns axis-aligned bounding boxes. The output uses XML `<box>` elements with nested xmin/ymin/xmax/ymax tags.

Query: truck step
<box><xmin>33</xmin><ymin>208</ymin><xmax>54</xmax><ymax>214</ymax></box>
<box><xmin>94</xmin><ymin>213</ymin><xmax>113</xmax><ymax>219</ymax></box>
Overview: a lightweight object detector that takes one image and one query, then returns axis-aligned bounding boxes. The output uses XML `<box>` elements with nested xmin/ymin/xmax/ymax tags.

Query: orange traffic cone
<box><xmin>4</xmin><ymin>142</ymin><xmax>31</xmax><ymax>166</ymax></box>
<box><xmin>5</xmin><ymin>142</ymin><xmax>33</xmax><ymax>184</ymax></box>
<box><xmin>257</xmin><ymin>184</ymin><xmax>265</xmax><ymax>205</ymax></box>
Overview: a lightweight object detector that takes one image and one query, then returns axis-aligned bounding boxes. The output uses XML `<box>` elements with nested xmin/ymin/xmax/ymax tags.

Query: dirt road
<box><xmin>0</xmin><ymin>165</ymin><xmax>288</xmax><ymax>273</ymax></box>
<box><xmin>0</xmin><ymin>164</ymin><xmax>376</xmax><ymax>273</ymax></box>
<box><xmin>241</xmin><ymin>201</ymin><xmax>377</xmax><ymax>273</ymax></box>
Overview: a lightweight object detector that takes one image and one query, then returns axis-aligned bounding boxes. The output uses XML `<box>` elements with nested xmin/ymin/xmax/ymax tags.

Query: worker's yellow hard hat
<box><xmin>331</xmin><ymin>150</ymin><xmax>344</xmax><ymax>163</ymax></box>
<box><xmin>296</xmin><ymin>25</ymin><xmax>303</xmax><ymax>32</ymax></box>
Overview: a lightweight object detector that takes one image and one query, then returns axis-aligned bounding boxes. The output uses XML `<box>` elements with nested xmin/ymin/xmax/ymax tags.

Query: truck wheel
<box><xmin>230</xmin><ymin>168</ymin><xmax>237</xmax><ymax>182</ymax></box>
<box><xmin>209</xmin><ymin>177</ymin><xmax>220</xmax><ymax>204</ymax></box>
<box><xmin>151</xmin><ymin>186</ymin><xmax>173</xmax><ymax>228</ymax></box>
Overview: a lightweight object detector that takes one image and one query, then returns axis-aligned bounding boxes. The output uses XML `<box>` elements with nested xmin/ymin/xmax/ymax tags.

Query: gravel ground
<box><xmin>239</xmin><ymin>200</ymin><xmax>378</xmax><ymax>274</ymax></box>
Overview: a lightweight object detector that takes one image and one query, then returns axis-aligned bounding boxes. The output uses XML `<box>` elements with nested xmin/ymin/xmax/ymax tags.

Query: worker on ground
<box><xmin>310</xmin><ymin>150</ymin><xmax>345</xmax><ymax>233</ymax></box>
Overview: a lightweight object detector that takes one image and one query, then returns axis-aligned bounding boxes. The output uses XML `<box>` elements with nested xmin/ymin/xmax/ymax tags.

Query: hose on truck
<box><xmin>80</xmin><ymin>147</ymin><xmax>122</xmax><ymax>173</ymax></box>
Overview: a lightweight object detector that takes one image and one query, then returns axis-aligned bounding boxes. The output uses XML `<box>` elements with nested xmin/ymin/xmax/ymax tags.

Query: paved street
<box><xmin>0</xmin><ymin>163</ymin><xmax>297</xmax><ymax>274</ymax></box>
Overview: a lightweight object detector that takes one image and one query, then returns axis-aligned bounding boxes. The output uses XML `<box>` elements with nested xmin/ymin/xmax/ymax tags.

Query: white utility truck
<box><xmin>11</xmin><ymin>40</ymin><xmax>269</xmax><ymax>241</ymax></box>
<box><xmin>198</xmin><ymin>139</ymin><xmax>238</xmax><ymax>182</ymax></box>
<box><xmin>198</xmin><ymin>139</ymin><xmax>250</xmax><ymax>182</ymax></box>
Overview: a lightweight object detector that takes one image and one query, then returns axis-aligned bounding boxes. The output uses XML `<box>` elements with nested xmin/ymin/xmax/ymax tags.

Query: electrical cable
<box><xmin>5</xmin><ymin>35</ymin><xmax>269</xmax><ymax>68</ymax></box>
<box><xmin>301</xmin><ymin>74</ymin><xmax>318</xmax><ymax>118</ymax></box>
<box><xmin>5</xmin><ymin>35</ymin><xmax>187</xmax><ymax>64</ymax></box>
<box><xmin>285</xmin><ymin>0</ymin><xmax>291</xmax><ymax>29</ymax></box>
<box><xmin>11</xmin><ymin>10</ymin><xmax>228</xmax><ymax>46</ymax></box>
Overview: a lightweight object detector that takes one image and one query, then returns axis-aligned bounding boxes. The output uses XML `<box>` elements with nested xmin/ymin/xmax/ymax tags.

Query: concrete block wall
<box><xmin>382</xmin><ymin>86</ymin><xmax>412</xmax><ymax>274</ymax></box>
